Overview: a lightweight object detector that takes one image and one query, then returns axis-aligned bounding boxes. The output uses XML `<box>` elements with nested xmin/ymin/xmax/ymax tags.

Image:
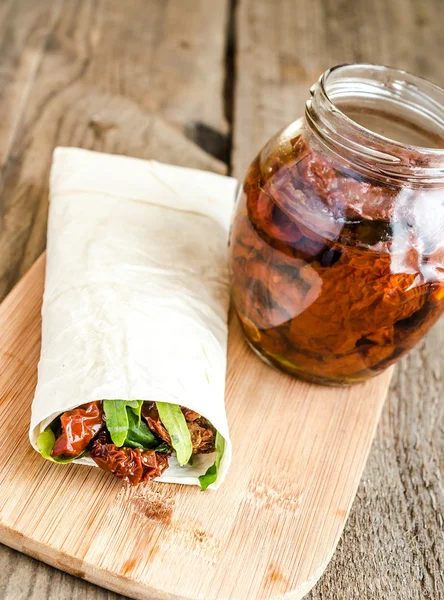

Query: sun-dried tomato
<box><xmin>90</xmin><ymin>432</ymin><xmax>169</xmax><ymax>485</ymax></box>
<box><xmin>188</xmin><ymin>418</ymin><xmax>216</xmax><ymax>454</ymax></box>
<box><xmin>230</xmin><ymin>130</ymin><xmax>444</xmax><ymax>384</ymax></box>
<box><xmin>182</xmin><ymin>407</ymin><xmax>200</xmax><ymax>422</ymax></box>
<box><xmin>52</xmin><ymin>401</ymin><xmax>104</xmax><ymax>457</ymax></box>
<box><xmin>141</xmin><ymin>402</ymin><xmax>171</xmax><ymax>445</ymax></box>
<box><xmin>297</xmin><ymin>150</ymin><xmax>339</xmax><ymax>200</ymax></box>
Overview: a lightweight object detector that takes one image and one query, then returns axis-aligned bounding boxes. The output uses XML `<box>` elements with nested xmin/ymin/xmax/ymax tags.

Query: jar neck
<box><xmin>305</xmin><ymin>64</ymin><xmax>444</xmax><ymax>185</ymax></box>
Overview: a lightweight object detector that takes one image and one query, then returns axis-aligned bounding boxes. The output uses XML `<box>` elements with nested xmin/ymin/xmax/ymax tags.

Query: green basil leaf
<box><xmin>36</xmin><ymin>427</ymin><xmax>85</xmax><ymax>464</ymax></box>
<box><xmin>124</xmin><ymin>409</ymin><xmax>159</xmax><ymax>449</ymax></box>
<box><xmin>103</xmin><ymin>400</ymin><xmax>131</xmax><ymax>447</ymax></box>
<box><xmin>156</xmin><ymin>402</ymin><xmax>192</xmax><ymax>466</ymax></box>
<box><xmin>199</xmin><ymin>431</ymin><xmax>225</xmax><ymax>491</ymax></box>
<box><xmin>131</xmin><ymin>400</ymin><xmax>144</xmax><ymax>424</ymax></box>
<box><xmin>125</xmin><ymin>401</ymin><xmax>140</xmax><ymax>408</ymax></box>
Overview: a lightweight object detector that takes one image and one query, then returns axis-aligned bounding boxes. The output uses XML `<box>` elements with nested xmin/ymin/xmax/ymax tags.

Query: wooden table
<box><xmin>1</xmin><ymin>0</ymin><xmax>443</xmax><ymax>598</ymax></box>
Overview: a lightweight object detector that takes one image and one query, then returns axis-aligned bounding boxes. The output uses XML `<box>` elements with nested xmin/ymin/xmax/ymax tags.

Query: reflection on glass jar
<box><xmin>230</xmin><ymin>64</ymin><xmax>444</xmax><ymax>385</ymax></box>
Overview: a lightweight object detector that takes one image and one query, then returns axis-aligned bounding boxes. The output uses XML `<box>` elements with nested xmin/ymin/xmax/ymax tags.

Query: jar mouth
<box><xmin>306</xmin><ymin>63</ymin><xmax>444</xmax><ymax>184</ymax></box>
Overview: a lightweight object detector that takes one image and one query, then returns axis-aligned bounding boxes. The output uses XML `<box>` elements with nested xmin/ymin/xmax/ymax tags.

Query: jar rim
<box><xmin>306</xmin><ymin>63</ymin><xmax>444</xmax><ymax>184</ymax></box>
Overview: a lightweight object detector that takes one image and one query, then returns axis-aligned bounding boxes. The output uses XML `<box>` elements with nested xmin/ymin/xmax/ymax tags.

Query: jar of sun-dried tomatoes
<box><xmin>230</xmin><ymin>64</ymin><xmax>444</xmax><ymax>385</ymax></box>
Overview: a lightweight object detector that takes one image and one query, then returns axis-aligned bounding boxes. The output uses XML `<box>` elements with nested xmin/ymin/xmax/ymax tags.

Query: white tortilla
<box><xmin>30</xmin><ymin>147</ymin><xmax>237</xmax><ymax>489</ymax></box>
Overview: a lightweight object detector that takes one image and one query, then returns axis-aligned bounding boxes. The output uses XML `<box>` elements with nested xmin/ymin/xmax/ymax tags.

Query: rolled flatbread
<box><xmin>30</xmin><ymin>147</ymin><xmax>237</xmax><ymax>489</ymax></box>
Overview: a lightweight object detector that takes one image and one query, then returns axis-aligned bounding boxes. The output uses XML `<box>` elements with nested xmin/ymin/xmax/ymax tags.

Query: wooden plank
<box><xmin>0</xmin><ymin>0</ymin><xmax>229</xmax><ymax>597</ymax></box>
<box><xmin>1</xmin><ymin>0</ymin><xmax>442</xmax><ymax>598</ymax></box>
<box><xmin>0</xmin><ymin>254</ymin><xmax>392</xmax><ymax>600</ymax></box>
<box><xmin>0</xmin><ymin>0</ymin><xmax>388</xmax><ymax>597</ymax></box>
<box><xmin>0</xmin><ymin>0</ymin><xmax>58</xmax><ymax>168</ymax></box>
<box><xmin>0</xmin><ymin>0</ymin><xmax>230</xmax><ymax>303</ymax></box>
<box><xmin>233</xmin><ymin>0</ymin><xmax>444</xmax><ymax>598</ymax></box>
<box><xmin>0</xmin><ymin>0</ymin><xmax>60</xmax><ymax>298</ymax></box>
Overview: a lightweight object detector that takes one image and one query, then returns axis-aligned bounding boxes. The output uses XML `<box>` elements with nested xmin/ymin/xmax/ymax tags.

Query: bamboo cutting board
<box><xmin>0</xmin><ymin>254</ymin><xmax>393</xmax><ymax>600</ymax></box>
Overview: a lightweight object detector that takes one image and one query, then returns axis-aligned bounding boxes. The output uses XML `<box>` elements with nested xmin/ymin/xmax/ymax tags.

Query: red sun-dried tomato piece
<box><xmin>141</xmin><ymin>402</ymin><xmax>171</xmax><ymax>445</ymax></box>
<box><xmin>90</xmin><ymin>432</ymin><xmax>169</xmax><ymax>486</ymax></box>
<box><xmin>52</xmin><ymin>401</ymin><xmax>104</xmax><ymax>457</ymax></box>
<box><xmin>182</xmin><ymin>407</ymin><xmax>200</xmax><ymax>422</ymax></box>
<box><xmin>188</xmin><ymin>418</ymin><xmax>216</xmax><ymax>454</ymax></box>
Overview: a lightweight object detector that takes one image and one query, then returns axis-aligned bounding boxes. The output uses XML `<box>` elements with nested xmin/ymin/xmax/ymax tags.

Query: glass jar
<box><xmin>230</xmin><ymin>64</ymin><xmax>444</xmax><ymax>385</ymax></box>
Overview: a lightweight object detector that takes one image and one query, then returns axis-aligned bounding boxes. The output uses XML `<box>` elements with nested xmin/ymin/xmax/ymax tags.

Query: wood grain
<box><xmin>1</xmin><ymin>0</ymin><xmax>443</xmax><ymax>598</ymax></box>
<box><xmin>0</xmin><ymin>1</ymin><xmax>230</xmax><ymax>596</ymax></box>
<box><xmin>233</xmin><ymin>0</ymin><xmax>444</xmax><ymax>598</ymax></box>
<box><xmin>0</xmin><ymin>254</ymin><xmax>392</xmax><ymax>600</ymax></box>
<box><xmin>0</xmin><ymin>0</ymin><xmax>229</xmax><ymax>303</ymax></box>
